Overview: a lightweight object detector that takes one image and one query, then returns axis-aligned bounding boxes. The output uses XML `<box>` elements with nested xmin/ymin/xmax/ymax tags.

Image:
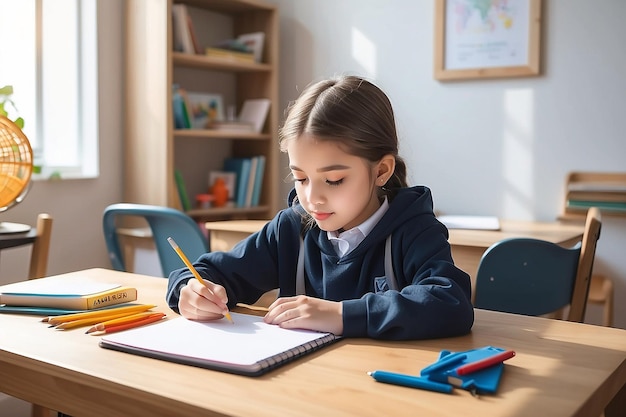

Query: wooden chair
<box><xmin>28</xmin><ymin>213</ymin><xmax>53</xmax><ymax>280</ymax></box>
<box><xmin>474</xmin><ymin>207</ymin><xmax>602</xmax><ymax>322</ymax></box>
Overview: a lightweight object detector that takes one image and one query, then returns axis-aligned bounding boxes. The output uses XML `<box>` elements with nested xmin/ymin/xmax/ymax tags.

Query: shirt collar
<box><xmin>327</xmin><ymin>197</ymin><xmax>389</xmax><ymax>256</ymax></box>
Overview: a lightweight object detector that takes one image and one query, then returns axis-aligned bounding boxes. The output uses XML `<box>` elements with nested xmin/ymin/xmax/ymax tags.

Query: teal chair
<box><xmin>474</xmin><ymin>207</ymin><xmax>601</xmax><ymax>322</ymax></box>
<box><xmin>103</xmin><ymin>203</ymin><xmax>209</xmax><ymax>277</ymax></box>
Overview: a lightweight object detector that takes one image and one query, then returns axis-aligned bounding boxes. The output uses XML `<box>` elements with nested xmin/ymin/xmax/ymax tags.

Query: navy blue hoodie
<box><xmin>167</xmin><ymin>186</ymin><xmax>474</xmax><ymax>340</ymax></box>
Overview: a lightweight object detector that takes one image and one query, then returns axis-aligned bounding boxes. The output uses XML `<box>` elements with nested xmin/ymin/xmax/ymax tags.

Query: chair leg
<box><xmin>587</xmin><ymin>274</ymin><xmax>614</xmax><ymax>327</ymax></box>
<box><xmin>31</xmin><ymin>404</ymin><xmax>52</xmax><ymax>417</ymax></box>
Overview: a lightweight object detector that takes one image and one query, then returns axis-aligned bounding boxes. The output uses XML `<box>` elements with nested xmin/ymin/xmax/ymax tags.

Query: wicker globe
<box><xmin>0</xmin><ymin>115</ymin><xmax>33</xmax><ymax>211</ymax></box>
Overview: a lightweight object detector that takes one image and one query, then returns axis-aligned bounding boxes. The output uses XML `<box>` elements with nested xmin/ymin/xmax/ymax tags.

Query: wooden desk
<box><xmin>1</xmin><ymin>268</ymin><xmax>624</xmax><ymax>417</ymax></box>
<box><xmin>206</xmin><ymin>219</ymin><xmax>585</xmax><ymax>279</ymax></box>
<box><xmin>448</xmin><ymin>219</ymin><xmax>584</xmax><ymax>278</ymax></box>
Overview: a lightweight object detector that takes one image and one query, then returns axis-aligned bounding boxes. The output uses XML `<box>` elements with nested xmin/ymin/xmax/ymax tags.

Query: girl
<box><xmin>166</xmin><ymin>75</ymin><xmax>474</xmax><ymax>340</ymax></box>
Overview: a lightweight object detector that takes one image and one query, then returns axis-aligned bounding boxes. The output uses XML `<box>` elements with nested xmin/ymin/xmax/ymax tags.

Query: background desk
<box><xmin>206</xmin><ymin>219</ymin><xmax>585</xmax><ymax>280</ymax></box>
<box><xmin>0</xmin><ymin>268</ymin><xmax>623</xmax><ymax>417</ymax></box>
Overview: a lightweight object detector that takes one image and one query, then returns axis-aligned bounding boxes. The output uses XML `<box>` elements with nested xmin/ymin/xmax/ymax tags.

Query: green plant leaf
<box><xmin>14</xmin><ymin>117</ymin><xmax>24</xmax><ymax>129</ymax></box>
<box><xmin>0</xmin><ymin>85</ymin><xmax>14</xmax><ymax>96</ymax></box>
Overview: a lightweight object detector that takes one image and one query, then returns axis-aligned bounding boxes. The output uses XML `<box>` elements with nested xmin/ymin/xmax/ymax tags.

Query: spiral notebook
<box><xmin>99</xmin><ymin>313</ymin><xmax>339</xmax><ymax>376</ymax></box>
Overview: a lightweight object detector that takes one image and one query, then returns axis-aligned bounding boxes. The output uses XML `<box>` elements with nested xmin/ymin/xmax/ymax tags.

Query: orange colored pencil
<box><xmin>85</xmin><ymin>312</ymin><xmax>165</xmax><ymax>334</ymax></box>
<box><xmin>89</xmin><ymin>313</ymin><xmax>166</xmax><ymax>335</ymax></box>
<box><xmin>45</xmin><ymin>304</ymin><xmax>156</xmax><ymax>325</ymax></box>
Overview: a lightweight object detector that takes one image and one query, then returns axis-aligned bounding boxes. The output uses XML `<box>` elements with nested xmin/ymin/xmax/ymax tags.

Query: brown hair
<box><xmin>279</xmin><ymin>75</ymin><xmax>408</xmax><ymax>199</ymax></box>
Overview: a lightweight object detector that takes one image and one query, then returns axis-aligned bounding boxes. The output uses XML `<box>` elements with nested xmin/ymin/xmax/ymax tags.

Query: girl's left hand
<box><xmin>263</xmin><ymin>295</ymin><xmax>343</xmax><ymax>335</ymax></box>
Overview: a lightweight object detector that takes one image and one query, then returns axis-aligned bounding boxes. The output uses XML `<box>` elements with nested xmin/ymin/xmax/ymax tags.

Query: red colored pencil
<box><xmin>455</xmin><ymin>350</ymin><xmax>516</xmax><ymax>375</ymax></box>
<box><xmin>89</xmin><ymin>313</ymin><xmax>166</xmax><ymax>335</ymax></box>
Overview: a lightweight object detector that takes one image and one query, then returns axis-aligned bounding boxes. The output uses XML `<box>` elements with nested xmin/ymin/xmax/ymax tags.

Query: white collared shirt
<box><xmin>327</xmin><ymin>197</ymin><xmax>389</xmax><ymax>257</ymax></box>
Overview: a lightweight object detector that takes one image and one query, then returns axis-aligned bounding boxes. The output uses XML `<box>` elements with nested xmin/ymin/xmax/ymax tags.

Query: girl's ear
<box><xmin>376</xmin><ymin>154</ymin><xmax>395</xmax><ymax>186</ymax></box>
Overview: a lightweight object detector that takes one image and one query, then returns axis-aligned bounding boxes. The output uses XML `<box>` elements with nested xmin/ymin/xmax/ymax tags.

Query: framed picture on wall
<box><xmin>433</xmin><ymin>0</ymin><xmax>542</xmax><ymax>81</ymax></box>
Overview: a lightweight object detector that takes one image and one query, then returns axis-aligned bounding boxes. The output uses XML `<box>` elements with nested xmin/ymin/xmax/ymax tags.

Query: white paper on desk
<box><xmin>99</xmin><ymin>313</ymin><xmax>338</xmax><ymax>376</ymax></box>
<box><xmin>437</xmin><ymin>215</ymin><xmax>501</xmax><ymax>231</ymax></box>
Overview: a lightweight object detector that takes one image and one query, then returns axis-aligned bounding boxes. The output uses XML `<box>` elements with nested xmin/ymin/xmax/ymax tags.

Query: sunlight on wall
<box><xmin>503</xmin><ymin>88</ymin><xmax>535</xmax><ymax>220</ymax></box>
<box><xmin>351</xmin><ymin>27</ymin><xmax>377</xmax><ymax>76</ymax></box>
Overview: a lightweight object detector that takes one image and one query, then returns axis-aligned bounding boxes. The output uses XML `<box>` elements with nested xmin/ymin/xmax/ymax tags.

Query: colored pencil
<box><xmin>53</xmin><ymin>310</ymin><xmax>154</xmax><ymax>330</ymax></box>
<box><xmin>455</xmin><ymin>350</ymin><xmax>516</xmax><ymax>375</ymax></box>
<box><xmin>85</xmin><ymin>312</ymin><xmax>166</xmax><ymax>334</ymax></box>
<box><xmin>45</xmin><ymin>304</ymin><xmax>156</xmax><ymax>325</ymax></box>
<box><xmin>167</xmin><ymin>237</ymin><xmax>233</xmax><ymax>323</ymax></box>
<box><xmin>89</xmin><ymin>313</ymin><xmax>166</xmax><ymax>335</ymax></box>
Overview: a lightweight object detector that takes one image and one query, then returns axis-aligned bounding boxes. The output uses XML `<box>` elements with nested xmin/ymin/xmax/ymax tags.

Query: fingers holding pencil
<box><xmin>167</xmin><ymin>237</ymin><xmax>233</xmax><ymax>323</ymax></box>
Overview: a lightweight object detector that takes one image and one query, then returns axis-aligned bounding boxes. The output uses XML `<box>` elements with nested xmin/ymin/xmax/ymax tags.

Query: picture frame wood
<box><xmin>434</xmin><ymin>0</ymin><xmax>542</xmax><ymax>81</ymax></box>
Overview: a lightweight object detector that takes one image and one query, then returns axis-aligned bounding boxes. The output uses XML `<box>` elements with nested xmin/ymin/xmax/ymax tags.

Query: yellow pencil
<box><xmin>45</xmin><ymin>304</ymin><xmax>156</xmax><ymax>325</ymax></box>
<box><xmin>167</xmin><ymin>237</ymin><xmax>233</xmax><ymax>323</ymax></box>
<box><xmin>53</xmin><ymin>310</ymin><xmax>154</xmax><ymax>330</ymax></box>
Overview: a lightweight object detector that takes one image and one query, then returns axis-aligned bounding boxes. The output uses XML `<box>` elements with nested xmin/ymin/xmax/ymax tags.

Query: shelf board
<box><xmin>174</xmin><ymin>129</ymin><xmax>271</xmax><ymax>140</ymax></box>
<box><xmin>186</xmin><ymin>205</ymin><xmax>270</xmax><ymax>219</ymax></box>
<box><xmin>173</xmin><ymin>52</ymin><xmax>272</xmax><ymax>72</ymax></box>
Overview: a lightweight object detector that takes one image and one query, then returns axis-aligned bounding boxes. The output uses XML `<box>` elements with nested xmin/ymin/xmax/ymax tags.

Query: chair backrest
<box><xmin>102</xmin><ymin>203</ymin><xmax>209</xmax><ymax>277</ymax></box>
<box><xmin>28</xmin><ymin>213</ymin><xmax>53</xmax><ymax>280</ymax></box>
<box><xmin>567</xmin><ymin>207</ymin><xmax>602</xmax><ymax>322</ymax></box>
<box><xmin>474</xmin><ymin>207</ymin><xmax>602</xmax><ymax>322</ymax></box>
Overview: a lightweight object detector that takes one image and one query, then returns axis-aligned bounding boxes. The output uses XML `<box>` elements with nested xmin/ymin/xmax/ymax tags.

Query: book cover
<box><xmin>224</xmin><ymin>157</ymin><xmax>251</xmax><ymax>208</ymax></box>
<box><xmin>245</xmin><ymin>156</ymin><xmax>259</xmax><ymax>208</ymax></box>
<box><xmin>0</xmin><ymin>281</ymin><xmax>137</xmax><ymax>310</ymax></box>
<box><xmin>239</xmin><ymin>99</ymin><xmax>271</xmax><ymax>133</ymax></box>
<box><xmin>171</xmin><ymin>4</ymin><xmax>194</xmax><ymax>54</ymax></box>
<box><xmin>251</xmin><ymin>155</ymin><xmax>265</xmax><ymax>207</ymax></box>
<box><xmin>174</xmin><ymin>169</ymin><xmax>192</xmax><ymax>211</ymax></box>
<box><xmin>172</xmin><ymin>85</ymin><xmax>189</xmax><ymax>129</ymax></box>
<box><xmin>99</xmin><ymin>313</ymin><xmax>339</xmax><ymax>377</ymax></box>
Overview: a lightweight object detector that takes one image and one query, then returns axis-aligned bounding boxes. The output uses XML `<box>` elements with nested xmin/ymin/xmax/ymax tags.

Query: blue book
<box><xmin>224</xmin><ymin>157</ymin><xmax>252</xmax><ymax>208</ymax></box>
<box><xmin>172</xmin><ymin>86</ymin><xmax>187</xmax><ymax>129</ymax></box>
<box><xmin>251</xmin><ymin>155</ymin><xmax>265</xmax><ymax>206</ymax></box>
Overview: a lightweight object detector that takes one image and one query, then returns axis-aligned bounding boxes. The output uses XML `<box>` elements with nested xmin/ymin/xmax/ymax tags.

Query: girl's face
<box><xmin>287</xmin><ymin>134</ymin><xmax>383</xmax><ymax>232</ymax></box>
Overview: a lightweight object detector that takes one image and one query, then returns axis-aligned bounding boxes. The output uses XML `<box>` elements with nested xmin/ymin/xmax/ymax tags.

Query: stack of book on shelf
<box><xmin>205</xmin><ymin>32</ymin><xmax>265</xmax><ymax>64</ymax></box>
<box><xmin>566</xmin><ymin>181</ymin><xmax>626</xmax><ymax>214</ymax></box>
<box><xmin>218</xmin><ymin>155</ymin><xmax>266</xmax><ymax>208</ymax></box>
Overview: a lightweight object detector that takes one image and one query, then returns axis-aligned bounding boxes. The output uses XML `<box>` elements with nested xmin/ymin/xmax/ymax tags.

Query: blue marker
<box><xmin>367</xmin><ymin>370</ymin><xmax>453</xmax><ymax>394</ymax></box>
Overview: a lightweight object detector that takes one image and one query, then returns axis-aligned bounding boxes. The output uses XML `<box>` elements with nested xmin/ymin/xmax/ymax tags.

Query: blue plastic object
<box><xmin>474</xmin><ymin>237</ymin><xmax>581</xmax><ymax>316</ymax></box>
<box><xmin>103</xmin><ymin>203</ymin><xmax>209</xmax><ymax>277</ymax></box>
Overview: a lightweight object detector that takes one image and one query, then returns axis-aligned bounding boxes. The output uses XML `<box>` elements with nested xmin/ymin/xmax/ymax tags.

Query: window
<box><xmin>0</xmin><ymin>0</ymin><xmax>98</xmax><ymax>179</ymax></box>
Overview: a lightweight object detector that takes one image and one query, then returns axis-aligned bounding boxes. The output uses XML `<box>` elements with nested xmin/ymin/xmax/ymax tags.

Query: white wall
<box><xmin>269</xmin><ymin>0</ymin><xmax>626</xmax><ymax>328</ymax></box>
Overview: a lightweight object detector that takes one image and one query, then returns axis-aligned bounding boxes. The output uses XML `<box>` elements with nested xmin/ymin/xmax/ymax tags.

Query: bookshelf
<box><xmin>560</xmin><ymin>172</ymin><xmax>626</xmax><ymax>220</ymax></box>
<box><xmin>125</xmin><ymin>0</ymin><xmax>279</xmax><ymax>221</ymax></box>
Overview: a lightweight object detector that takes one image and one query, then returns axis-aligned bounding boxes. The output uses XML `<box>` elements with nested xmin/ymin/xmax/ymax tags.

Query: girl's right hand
<box><xmin>178</xmin><ymin>278</ymin><xmax>230</xmax><ymax>321</ymax></box>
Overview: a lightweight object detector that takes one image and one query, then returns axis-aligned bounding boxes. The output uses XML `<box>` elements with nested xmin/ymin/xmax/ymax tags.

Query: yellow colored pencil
<box><xmin>53</xmin><ymin>310</ymin><xmax>154</xmax><ymax>330</ymax></box>
<box><xmin>167</xmin><ymin>237</ymin><xmax>233</xmax><ymax>323</ymax></box>
<box><xmin>45</xmin><ymin>304</ymin><xmax>156</xmax><ymax>325</ymax></box>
